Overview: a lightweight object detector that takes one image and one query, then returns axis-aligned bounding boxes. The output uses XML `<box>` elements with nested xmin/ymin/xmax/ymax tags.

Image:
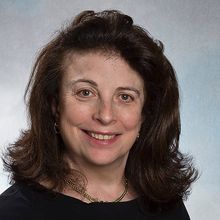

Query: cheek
<box><xmin>60</xmin><ymin>99</ymin><xmax>93</xmax><ymax>125</ymax></box>
<box><xmin>118</xmin><ymin>107</ymin><xmax>142</xmax><ymax>131</ymax></box>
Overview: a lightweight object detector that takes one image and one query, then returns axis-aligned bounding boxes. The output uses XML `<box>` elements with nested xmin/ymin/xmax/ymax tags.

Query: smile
<box><xmin>82</xmin><ymin>129</ymin><xmax>119</xmax><ymax>141</ymax></box>
<box><xmin>88</xmin><ymin>132</ymin><xmax>115</xmax><ymax>140</ymax></box>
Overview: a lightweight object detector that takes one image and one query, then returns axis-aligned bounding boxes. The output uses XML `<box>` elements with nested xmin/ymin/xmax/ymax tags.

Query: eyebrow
<box><xmin>116</xmin><ymin>87</ymin><xmax>141</xmax><ymax>96</ymax></box>
<box><xmin>68</xmin><ymin>79</ymin><xmax>98</xmax><ymax>87</ymax></box>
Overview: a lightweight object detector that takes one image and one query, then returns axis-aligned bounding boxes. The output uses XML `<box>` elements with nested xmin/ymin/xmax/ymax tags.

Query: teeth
<box><xmin>89</xmin><ymin>132</ymin><xmax>115</xmax><ymax>140</ymax></box>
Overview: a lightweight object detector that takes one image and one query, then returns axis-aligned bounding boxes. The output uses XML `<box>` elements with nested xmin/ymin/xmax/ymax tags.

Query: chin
<box><xmin>84</xmin><ymin>151</ymin><xmax>128</xmax><ymax>168</ymax></box>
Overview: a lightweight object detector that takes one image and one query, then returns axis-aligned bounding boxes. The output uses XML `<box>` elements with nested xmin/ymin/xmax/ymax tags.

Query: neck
<box><xmin>63</xmin><ymin>153</ymin><xmax>134</xmax><ymax>202</ymax></box>
<box><xmin>65</xmin><ymin>153</ymin><xmax>127</xmax><ymax>185</ymax></box>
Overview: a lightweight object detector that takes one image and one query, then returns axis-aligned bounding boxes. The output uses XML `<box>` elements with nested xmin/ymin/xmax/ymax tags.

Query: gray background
<box><xmin>0</xmin><ymin>0</ymin><xmax>219</xmax><ymax>219</ymax></box>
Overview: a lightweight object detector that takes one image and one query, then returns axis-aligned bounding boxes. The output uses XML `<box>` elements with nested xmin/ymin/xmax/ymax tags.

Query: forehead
<box><xmin>62</xmin><ymin>51</ymin><xmax>144</xmax><ymax>89</ymax></box>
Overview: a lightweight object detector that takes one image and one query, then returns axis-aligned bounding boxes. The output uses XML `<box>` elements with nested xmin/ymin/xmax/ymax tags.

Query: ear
<box><xmin>51</xmin><ymin>98</ymin><xmax>60</xmax><ymax>119</ymax></box>
<box><xmin>141</xmin><ymin>114</ymin><xmax>146</xmax><ymax>124</ymax></box>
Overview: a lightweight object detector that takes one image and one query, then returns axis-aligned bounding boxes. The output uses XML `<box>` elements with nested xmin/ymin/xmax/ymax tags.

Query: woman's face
<box><xmin>57</xmin><ymin>52</ymin><xmax>145</xmax><ymax>168</ymax></box>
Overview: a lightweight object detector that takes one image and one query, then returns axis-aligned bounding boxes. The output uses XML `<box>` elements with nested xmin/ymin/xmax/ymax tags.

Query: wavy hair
<box><xmin>3</xmin><ymin>10</ymin><xmax>197</xmax><ymax>212</ymax></box>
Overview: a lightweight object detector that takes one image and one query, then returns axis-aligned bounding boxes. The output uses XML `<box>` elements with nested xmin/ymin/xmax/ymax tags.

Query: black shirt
<box><xmin>0</xmin><ymin>182</ymin><xmax>190</xmax><ymax>220</ymax></box>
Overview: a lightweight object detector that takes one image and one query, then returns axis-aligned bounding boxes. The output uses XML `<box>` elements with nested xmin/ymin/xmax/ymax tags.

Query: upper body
<box><xmin>0</xmin><ymin>182</ymin><xmax>190</xmax><ymax>220</ymax></box>
<box><xmin>1</xmin><ymin>9</ymin><xmax>197</xmax><ymax>219</ymax></box>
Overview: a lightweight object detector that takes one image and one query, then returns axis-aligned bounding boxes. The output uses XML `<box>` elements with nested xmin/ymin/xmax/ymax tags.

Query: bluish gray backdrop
<box><xmin>0</xmin><ymin>1</ymin><xmax>219</xmax><ymax>219</ymax></box>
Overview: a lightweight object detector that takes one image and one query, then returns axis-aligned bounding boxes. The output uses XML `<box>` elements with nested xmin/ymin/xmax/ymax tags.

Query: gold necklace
<box><xmin>65</xmin><ymin>177</ymin><xmax>128</xmax><ymax>203</ymax></box>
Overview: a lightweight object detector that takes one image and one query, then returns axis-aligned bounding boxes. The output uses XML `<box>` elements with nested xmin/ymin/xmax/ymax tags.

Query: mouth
<box><xmin>82</xmin><ymin>130</ymin><xmax>120</xmax><ymax>141</ymax></box>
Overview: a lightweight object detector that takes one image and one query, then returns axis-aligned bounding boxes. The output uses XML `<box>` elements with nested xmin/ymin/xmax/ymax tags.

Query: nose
<box><xmin>93</xmin><ymin>100</ymin><xmax>116</xmax><ymax>125</ymax></box>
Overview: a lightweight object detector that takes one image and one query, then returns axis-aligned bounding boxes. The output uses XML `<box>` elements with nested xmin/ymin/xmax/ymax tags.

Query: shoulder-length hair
<box><xmin>4</xmin><ymin>10</ymin><xmax>197</xmax><ymax>212</ymax></box>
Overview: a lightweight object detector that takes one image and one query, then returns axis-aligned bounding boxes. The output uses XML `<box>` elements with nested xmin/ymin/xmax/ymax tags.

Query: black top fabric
<box><xmin>0</xmin><ymin>182</ymin><xmax>190</xmax><ymax>220</ymax></box>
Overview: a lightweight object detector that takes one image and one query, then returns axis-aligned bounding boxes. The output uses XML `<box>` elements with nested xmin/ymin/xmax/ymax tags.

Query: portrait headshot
<box><xmin>0</xmin><ymin>1</ymin><xmax>219</xmax><ymax>220</ymax></box>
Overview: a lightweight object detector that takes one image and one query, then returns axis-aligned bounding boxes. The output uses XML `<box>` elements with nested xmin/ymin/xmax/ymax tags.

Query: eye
<box><xmin>76</xmin><ymin>89</ymin><xmax>94</xmax><ymax>98</ymax></box>
<box><xmin>119</xmin><ymin>94</ymin><xmax>134</xmax><ymax>103</ymax></box>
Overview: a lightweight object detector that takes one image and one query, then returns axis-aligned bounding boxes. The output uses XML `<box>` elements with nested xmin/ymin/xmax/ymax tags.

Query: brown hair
<box><xmin>3</xmin><ymin>10</ymin><xmax>197</xmax><ymax>212</ymax></box>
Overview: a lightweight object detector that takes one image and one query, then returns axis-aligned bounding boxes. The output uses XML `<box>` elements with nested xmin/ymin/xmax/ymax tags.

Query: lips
<box><xmin>89</xmin><ymin>132</ymin><xmax>115</xmax><ymax>140</ymax></box>
<box><xmin>82</xmin><ymin>130</ymin><xmax>119</xmax><ymax>141</ymax></box>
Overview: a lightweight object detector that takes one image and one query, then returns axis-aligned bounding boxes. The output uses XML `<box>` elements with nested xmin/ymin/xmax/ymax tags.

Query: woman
<box><xmin>0</xmin><ymin>10</ymin><xmax>197</xmax><ymax>219</ymax></box>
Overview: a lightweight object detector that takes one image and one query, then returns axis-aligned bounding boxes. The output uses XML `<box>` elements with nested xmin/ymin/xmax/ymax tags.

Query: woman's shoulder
<box><xmin>154</xmin><ymin>201</ymin><xmax>190</xmax><ymax>220</ymax></box>
<box><xmin>136</xmin><ymin>199</ymin><xmax>190</xmax><ymax>220</ymax></box>
<box><xmin>0</xmin><ymin>182</ymin><xmax>42</xmax><ymax>219</ymax></box>
<box><xmin>0</xmin><ymin>181</ymin><xmax>86</xmax><ymax>219</ymax></box>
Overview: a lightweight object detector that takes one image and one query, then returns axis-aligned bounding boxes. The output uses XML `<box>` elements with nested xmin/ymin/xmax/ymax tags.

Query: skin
<box><xmin>55</xmin><ymin>52</ymin><xmax>145</xmax><ymax>202</ymax></box>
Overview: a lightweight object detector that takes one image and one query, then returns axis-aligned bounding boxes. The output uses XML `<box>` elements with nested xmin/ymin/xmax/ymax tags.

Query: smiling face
<box><xmin>56</xmin><ymin>52</ymin><xmax>145</xmax><ymax>169</ymax></box>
